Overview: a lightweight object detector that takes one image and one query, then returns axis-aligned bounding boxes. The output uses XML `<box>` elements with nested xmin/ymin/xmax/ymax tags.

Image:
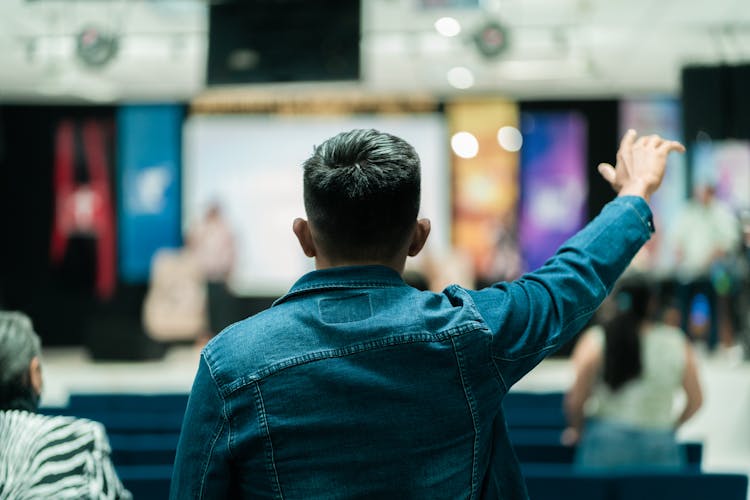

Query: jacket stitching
<box><xmin>450</xmin><ymin>336</ymin><xmax>480</xmax><ymax>499</ymax></box>
<box><xmin>618</xmin><ymin>197</ymin><xmax>654</xmax><ymax>233</ymax></box>
<box><xmin>273</xmin><ymin>281</ymin><xmax>406</xmax><ymax>306</ymax></box>
<box><xmin>197</xmin><ymin>412</ymin><xmax>225</xmax><ymax>499</ymax></box>
<box><xmin>492</xmin><ymin>343</ymin><xmax>558</xmax><ymax>363</ymax></box>
<box><xmin>487</xmin><ymin>349</ymin><xmax>509</xmax><ymax>393</ymax></box>
<box><xmin>198</xmin><ymin>352</ymin><xmax>231</xmax><ymax>499</ymax></box>
<box><xmin>221</xmin><ymin>324</ymin><xmax>484</xmax><ymax>397</ymax></box>
<box><xmin>252</xmin><ymin>382</ymin><xmax>284</xmax><ymax>499</ymax></box>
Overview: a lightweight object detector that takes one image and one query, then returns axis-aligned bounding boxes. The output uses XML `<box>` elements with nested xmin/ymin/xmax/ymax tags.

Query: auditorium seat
<box><xmin>66</xmin><ymin>393</ymin><xmax>189</xmax><ymax>413</ymax></box>
<box><xmin>509</xmin><ymin>428</ymin><xmax>702</xmax><ymax>469</ymax></box>
<box><xmin>504</xmin><ymin>391</ymin><xmax>564</xmax><ymax>409</ymax></box>
<box><xmin>109</xmin><ymin>433</ymin><xmax>180</xmax><ymax>466</ymax></box>
<box><xmin>616</xmin><ymin>472</ymin><xmax>748</xmax><ymax>500</ymax></box>
<box><xmin>504</xmin><ymin>406</ymin><xmax>568</xmax><ymax>429</ymax></box>
<box><xmin>524</xmin><ymin>469</ymin><xmax>611</xmax><ymax>500</ymax></box>
<box><xmin>40</xmin><ymin>393</ymin><xmax>188</xmax><ymax>433</ymax></box>
<box><xmin>522</xmin><ymin>467</ymin><xmax>748</xmax><ymax>500</ymax></box>
<box><xmin>616</xmin><ymin>472</ymin><xmax>749</xmax><ymax>500</ymax></box>
<box><xmin>117</xmin><ymin>465</ymin><xmax>172</xmax><ymax>500</ymax></box>
<box><xmin>58</xmin><ymin>410</ymin><xmax>185</xmax><ymax>433</ymax></box>
<box><xmin>503</xmin><ymin>391</ymin><xmax>568</xmax><ymax>429</ymax></box>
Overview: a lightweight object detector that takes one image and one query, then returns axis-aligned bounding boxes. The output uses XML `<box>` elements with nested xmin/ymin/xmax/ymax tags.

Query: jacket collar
<box><xmin>273</xmin><ymin>265</ymin><xmax>406</xmax><ymax>306</ymax></box>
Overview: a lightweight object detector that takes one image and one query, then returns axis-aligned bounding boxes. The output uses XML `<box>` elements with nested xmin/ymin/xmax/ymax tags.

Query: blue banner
<box><xmin>117</xmin><ymin>104</ymin><xmax>183</xmax><ymax>283</ymax></box>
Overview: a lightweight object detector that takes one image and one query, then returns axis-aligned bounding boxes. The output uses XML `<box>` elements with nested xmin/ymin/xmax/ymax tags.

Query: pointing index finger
<box><xmin>658</xmin><ymin>140</ymin><xmax>686</xmax><ymax>154</ymax></box>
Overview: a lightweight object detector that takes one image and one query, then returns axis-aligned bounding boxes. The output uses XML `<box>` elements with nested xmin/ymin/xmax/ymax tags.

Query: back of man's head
<box><xmin>303</xmin><ymin>129</ymin><xmax>421</xmax><ymax>262</ymax></box>
<box><xmin>0</xmin><ymin>311</ymin><xmax>41</xmax><ymax>410</ymax></box>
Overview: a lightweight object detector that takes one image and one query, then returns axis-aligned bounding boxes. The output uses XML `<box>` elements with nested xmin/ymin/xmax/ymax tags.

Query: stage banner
<box><xmin>51</xmin><ymin>118</ymin><xmax>117</xmax><ymax>299</ymax></box>
<box><xmin>446</xmin><ymin>99</ymin><xmax>521</xmax><ymax>286</ymax></box>
<box><xmin>620</xmin><ymin>98</ymin><xmax>685</xmax><ymax>274</ymax></box>
<box><xmin>693</xmin><ymin>140</ymin><xmax>750</xmax><ymax>212</ymax></box>
<box><xmin>117</xmin><ymin>104</ymin><xmax>183</xmax><ymax>283</ymax></box>
<box><xmin>519</xmin><ymin>112</ymin><xmax>588</xmax><ymax>272</ymax></box>
<box><xmin>183</xmin><ymin>113</ymin><xmax>449</xmax><ymax>296</ymax></box>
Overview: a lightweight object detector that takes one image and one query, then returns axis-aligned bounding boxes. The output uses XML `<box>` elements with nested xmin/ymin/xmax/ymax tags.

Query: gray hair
<box><xmin>0</xmin><ymin>311</ymin><xmax>41</xmax><ymax>386</ymax></box>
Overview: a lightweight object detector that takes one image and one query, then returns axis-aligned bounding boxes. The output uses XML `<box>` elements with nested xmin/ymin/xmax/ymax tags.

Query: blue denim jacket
<box><xmin>171</xmin><ymin>196</ymin><xmax>653</xmax><ymax>499</ymax></box>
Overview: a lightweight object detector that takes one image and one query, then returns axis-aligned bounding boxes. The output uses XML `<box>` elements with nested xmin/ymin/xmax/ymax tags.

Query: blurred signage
<box><xmin>519</xmin><ymin>112</ymin><xmax>588</xmax><ymax>272</ymax></box>
<box><xmin>117</xmin><ymin>104</ymin><xmax>183</xmax><ymax>283</ymax></box>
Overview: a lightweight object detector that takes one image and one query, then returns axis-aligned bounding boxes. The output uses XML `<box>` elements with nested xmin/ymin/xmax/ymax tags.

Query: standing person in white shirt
<box><xmin>673</xmin><ymin>181</ymin><xmax>741</xmax><ymax>350</ymax></box>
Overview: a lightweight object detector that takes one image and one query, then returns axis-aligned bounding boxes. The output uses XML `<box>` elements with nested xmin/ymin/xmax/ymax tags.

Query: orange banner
<box><xmin>446</xmin><ymin>99</ymin><xmax>521</xmax><ymax>286</ymax></box>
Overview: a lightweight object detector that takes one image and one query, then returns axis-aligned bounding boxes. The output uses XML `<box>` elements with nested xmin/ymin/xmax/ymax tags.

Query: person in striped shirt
<box><xmin>0</xmin><ymin>311</ymin><xmax>131</xmax><ymax>499</ymax></box>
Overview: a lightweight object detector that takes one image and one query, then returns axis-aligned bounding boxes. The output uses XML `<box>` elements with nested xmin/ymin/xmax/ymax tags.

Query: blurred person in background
<box><xmin>187</xmin><ymin>201</ymin><xmax>237</xmax><ymax>341</ymax></box>
<box><xmin>738</xmin><ymin>209</ymin><xmax>750</xmax><ymax>356</ymax></box>
<box><xmin>564</xmin><ymin>281</ymin><xmax>703</xmax><ymax>470</ymax></box>
<box><xmin>0</xmin><ymin>311</ymin><xmax>131</xmax><ymax>499</ymax></box>
<box><xmin>673</xmin><ymin>180</ymin><xmax>741</xmax><ymax>351</ymax></box>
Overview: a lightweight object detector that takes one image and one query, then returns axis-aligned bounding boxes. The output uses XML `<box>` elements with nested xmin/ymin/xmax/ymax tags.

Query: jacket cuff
<box><xmin>612</xmin><ymin>195</ymin><xmax>655</xmax><ymax>234</ymax></box>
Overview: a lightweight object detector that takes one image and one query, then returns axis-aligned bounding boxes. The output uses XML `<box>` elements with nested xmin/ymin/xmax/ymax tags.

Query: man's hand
<box><xmin>597</xmin><ymin>129</ymin><xmax>686</xmax><ymax>202</ymax></box>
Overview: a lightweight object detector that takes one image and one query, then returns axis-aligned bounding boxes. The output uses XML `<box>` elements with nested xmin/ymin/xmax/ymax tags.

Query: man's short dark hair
<box><xmin>303</xmin><ymin>129</ymin><xmax>421</xmax><ymax>262</ymax></box>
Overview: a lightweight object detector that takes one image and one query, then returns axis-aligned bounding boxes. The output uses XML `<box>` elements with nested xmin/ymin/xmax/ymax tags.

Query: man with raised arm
<box><xmin>171</xmin><ymin>129</ymin><xmax>684</xmax><ymax>499</ymax></box>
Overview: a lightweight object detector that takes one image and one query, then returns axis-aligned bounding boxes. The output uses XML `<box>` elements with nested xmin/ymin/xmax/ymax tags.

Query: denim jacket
<box><xmin>171</xmin><ymin>196</ymin><xmax>653</xmax><ymax>499</ymax></box>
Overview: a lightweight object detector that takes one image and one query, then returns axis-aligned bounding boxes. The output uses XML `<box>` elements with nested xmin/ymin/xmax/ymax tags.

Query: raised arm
<box><xmin>468</xmin><ymin>131</ymin><xmax>685</xmax><ymax>388</ymax></box>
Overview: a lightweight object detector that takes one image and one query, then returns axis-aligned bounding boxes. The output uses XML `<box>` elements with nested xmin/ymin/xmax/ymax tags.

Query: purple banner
<box><xmin>519</xmin><ymin>112</ymin><xmax>588</xmax><ymax>271</ymax></box>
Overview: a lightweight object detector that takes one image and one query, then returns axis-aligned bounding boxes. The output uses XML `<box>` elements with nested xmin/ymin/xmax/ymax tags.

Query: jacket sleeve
<box><xmin>467</xmin><ymin>196</ymin><xmax>654</xmax><ymax>388</ymax></box>
<box><xmin>170</xmin><ymin>354</ymin><xmax>233</xmax><ymax>499</ymax></box>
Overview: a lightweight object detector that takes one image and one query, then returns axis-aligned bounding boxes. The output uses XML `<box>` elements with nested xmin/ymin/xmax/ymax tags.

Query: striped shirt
<box><xmin>0</xmin><ymin>410</ymin><xmax>131</xmax><ymax>499</ymax></box>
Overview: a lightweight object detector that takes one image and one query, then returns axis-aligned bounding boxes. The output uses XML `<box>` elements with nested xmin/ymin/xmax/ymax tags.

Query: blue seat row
<box><xmin>509</xmin><ymin>433</ymin><xmax>703</xmax><ymax>469</ymax></box>
<box><xmin>117</xmin><ymin>465</ymin><xmax>173</xmax><ymax>500</ymax></box>
<box><xmin>109</xmin><ymin>433</ymin><xmax>180</xmax><ymax>466</ymax></box>
<box><xmin>523</xmin><ymin>466</ymin><xmax>748</xmax><ymax>500</ymax></box>
<box><xmin>115</xmin><ymin>464</ymin><xmax>748</xmax><ymax>500</ymax></box>
<box><xmin>42</xmin><ymin>407</ymin><xmax>186</xmax><ymax>433</ymax></box>
<box><xmin>51</xmin><ymin>392</ymin><xmax>738</xmax><ymax>500</ymax></box>
<box><xmin>66</xmin><ymin>393</ymin><xmax>189</xmax><ymax>413</ymax></box>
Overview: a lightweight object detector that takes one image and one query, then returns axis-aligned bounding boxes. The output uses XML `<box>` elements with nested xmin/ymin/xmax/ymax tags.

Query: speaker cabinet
<box><xmin>682</xmin><ymin>64</ymin><xmax>750</xmax><ymax>142</ymax></box>
<box><xmin>207</xmin><ymin>0</ymin><xmax>361</xmax><ymax>85</ymax></box>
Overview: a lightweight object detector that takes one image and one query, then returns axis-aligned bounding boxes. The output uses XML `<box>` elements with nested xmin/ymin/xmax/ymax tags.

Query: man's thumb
<box><xmin>597</xmin><ymin>163</ymin><xmax>617</xmax><ymax>186</ymax></box>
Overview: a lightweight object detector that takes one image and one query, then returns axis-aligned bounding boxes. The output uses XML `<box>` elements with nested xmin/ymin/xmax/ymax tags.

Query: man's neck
<box><xmin>314</xmin><ymin>256</ymin><xmax>406</xmax><ymax>275</ymax></box>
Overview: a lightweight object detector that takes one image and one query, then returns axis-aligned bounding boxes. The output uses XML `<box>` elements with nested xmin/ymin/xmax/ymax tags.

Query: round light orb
<box><xmin>434</xmin><ymin>17</ymin><xmax>461</xmax><ymax>37</ymax></box>
<box><xmin>497</xmin><ymin>126</ymin><xmax>523</xmax><ymax>152</ymax></box>
<box><xmin>447</xmin><ymin>66</ymin><xmax>475</xmax><ymax>89</ymax></box>
<box><xmin>451</xmin><ymin>131</ymin><xmax>479</xmax><ymax>159</ymax></box>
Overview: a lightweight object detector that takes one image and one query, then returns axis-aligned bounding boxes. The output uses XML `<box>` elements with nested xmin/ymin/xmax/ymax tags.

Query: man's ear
<box><xmin>293</xmin><ymin>218</ymin><xmax>317</xmax><ymax>258</ymax></box>
<box><xmin>407</xmin><ymin>218</ymin><xmax>431</xmax><ymax>257</ymax></box>
<box><xmin>29</xmin><ymin>356</ymin><xmax>42</xmax><ymax>396</ymax></box>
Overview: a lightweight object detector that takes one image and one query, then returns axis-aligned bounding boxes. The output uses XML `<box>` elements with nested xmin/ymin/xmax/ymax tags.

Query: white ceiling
<box><xmin>0</xmin><ymin>0</ymin><xmax>748</xmax><ymax>103</ymax></box>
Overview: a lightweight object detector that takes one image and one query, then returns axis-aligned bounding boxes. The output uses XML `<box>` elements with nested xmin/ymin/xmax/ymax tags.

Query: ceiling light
<box><xmin>497</xmin><ymin>126</ymin><xmax>523</xmax><ymax>152</ymax></box>
<box><xmin>451</xmin><ymin>132</ymin><xmax>479</xmax><ymax>159</ymax></box>
<box><xmin>434</xmin><ymin>17</ymin><xmax>461</xmax><ymax>37</ymax></box>
<box><xmin>447</xmin><ymin>67</ymin><xmax>474</xmax><ymax>89</ymax></box>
